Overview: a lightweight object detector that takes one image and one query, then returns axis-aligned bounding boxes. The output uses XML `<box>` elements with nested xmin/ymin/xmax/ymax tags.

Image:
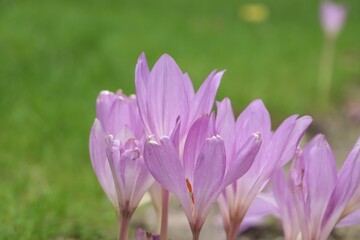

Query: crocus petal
<box><xmin>302</xmin><ymin>135</ymin><xmax>337</xmax><ymax>236</ymax></box>
<box><xmin>89</xmin><ymin>120</ymin><xmax>118</xmax><ymax>209</ymax></box>
<box><xmin>193</xmin><ymin>135</ymin><xmax>226</xmax><ymax>219</ymax></box>
<box><xmin>230</xmin><ymin>100</ymin><xmax>272</xmax><ymax>199</ymax></box>
<box><xmin>96</xmin><ymin>91</ymin><xmax>126</xmax><ymax>134</ymax></box>
<box><xmin>276</xmin><ymin>115</ymin><xmax>313</xmax><ymax>167</ymax></box>
<box><xmin>337</xmin><ymin>209</ymin><xmax>360</xmax><ymax>227</ymax></box>
<box><xmin>269</xmin><ymin>116</ymin><xmax>308</xmax><ymax>204</ymax></box>
<box><xmin>235</xmin><ymin>99</ymin><xmax>271</xmax><ymax>148</ymax></box>
<box><xmin>146</xmin><ymin>54</ymin><xmax>189</xmax><ymax>137</ymax></box>
<box><xmin>222</xmin><ymin>132</ymin><xmax>262</xmax><ymax>186</ymax></box>
<box><xmin>216</xmin><ymin>98</ymin><xmax>236</xmax><ymax>161</ymax></box>
<box><xmin>105</xmin><ymin>135</ymin><xmax>127</xmax><ymax>211</ymax></box>
<box><xmin>187</xmin><ymin>70</ymin><xmax>223</xmax><ymax>128</ymax></box>
<box><xmin>321</xmin><ymin>138</ymin><xmax>360</xmax><ymax>238</ymax></box>
<box><xmin>273</xmin><ymin>169</ymin><xmax>300</xmax><ymax>240</ymax></box>
<box><xmin>290</xmin><ymin>149</ymin><xmax>311</xmax><ymax>240</ymax></box>
<box><xmin>120</xmin><ymin>151</ymin><xmax>154</xmax><ymax>209</ymax></box>
<box><xmin>183</xmin><ymin>115</ymin><xmax>213</xmax><ymax>183</ymax></box>
<box><xmin>247</xmin><ymin>115</ymin><xmax>297</xmax><ymax>187</ymax></box>
<box><xmin>96</xmin><ymin>91</ymin><xmax>116</xmax><ymax>131</ymax></box>
<box><xmin>143</xmin><ymin>137</ymin><xmax>191</xmax><ymax>216</ymax></box>
<box><xmin>144</xmin><ymin>137</ymin><xmax>185</xmax><ymax>196</ymax></box>
<box><xmin>109</xmin><ymin>96</ymin><xmax>136</xmax><ymax>136</ymax></box>
<box><xmin>183</xmin><ymin>73</ymin><xmax>195</xmax><ymax>100</ymax></box>
<box><xmin>136</xmin><ymin>53</ymin><xmax>150</xmax><ymax>85</ymax></box>
<box><xmin>131</xmin><ymin>158</ymin><xmax>155</xmax><ymax>207</ymax></box>
<box><xmin>340</xmin><ymin>138</ymin><xmax>360</xmax><ymax>214</ymax></box>
<box><xmin>135</xmin><ymin>53</ymin><xmax>151</xmax><ymax>134</ymax></box>
<box><xmin>170</xmin><ymin>117</ymin><xmax>181</xmax><ymax>154</ymax></box>
<box><xmin>96</xmin><ymin>91</ymin><xmax>141</xmax><ymax>137</ymax></box>
<box><xmin>126</xmin><ymin>95</ymin><xmax>145</xmax><ymax>140</ymax></box>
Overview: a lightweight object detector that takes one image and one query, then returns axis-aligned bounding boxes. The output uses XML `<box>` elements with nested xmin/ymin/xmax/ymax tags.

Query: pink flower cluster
<box><xmin>89</xmin><ymin>53</ymin><xmax>359</xmax><ymax>240</ymax></box>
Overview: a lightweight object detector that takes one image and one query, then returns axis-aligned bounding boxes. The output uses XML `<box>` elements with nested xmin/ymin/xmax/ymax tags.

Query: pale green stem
<box><xmin>119</xmin><ymin>210</ymin><xmax>133</xmax><ymax>240</ymax></box>
<box><xmin>227</xmin><ymin>212</ymin><xmax>246</xmax><ymax>240</ymax></box>
<box><xmin>192</xmin><ymin>228</ymin><xmax>201</xmax><ymax>240</ymax></box>
<box><xmin>160</xmin><ymin>188</ymin><xmax>169</xmax><ymax>240</ymax></box>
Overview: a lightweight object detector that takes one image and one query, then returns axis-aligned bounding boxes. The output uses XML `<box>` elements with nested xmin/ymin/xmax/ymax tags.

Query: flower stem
<box><xmin>119</xmin><ymin>210</ymin><xmax>132</xmax><ymax>240</ymax></box>
<box><xmin>160</xmin><ymin>188</ymin><xmax>169</xmax><ymax>240</ymax></box>
<box><xmin>227</xmin><ymin>214</ymin><xmax>245</xmax><ymax>240</ymax></box>
<box><xmin>318</xmin><ymin>36</ymin><xmax>336</xmax><ymax>108</ymax></box>
<box><xmin>190</xmin><ymin>220</ymin><xmax>205</xmax><ymax>240</ymax></box>
<box><xmin>227</xmin><ymin>220</ymin><xmax>240</xmax><ymax>240</ymax></box>
<box><xmin>192</xmin><ymin>228</ymin><xmax>201</xmax><ymax>240</ymax></box>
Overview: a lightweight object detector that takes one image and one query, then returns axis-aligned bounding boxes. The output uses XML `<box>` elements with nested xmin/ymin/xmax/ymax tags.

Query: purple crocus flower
<box><xmin>144</xmin><ymin>111</ymin><xmax>262</xmax><ymax>240</ymax></box>
<box><xmin>216</xmin><ymin>99</ymin><xmax>312</xmax><ymax>240</ymax></box>
<box><xmin>241</xmin><ymin>135</ymin><xmax>360</xmax><ymax>240</ymax></box>
<box><xmin>89</xmin><ymin>91</ymin><xmax>154</xmax><ymax>240</ymax></box>
<box><xmin>245</xmin><ymin>135</ymin><xmax>360</xmax><ymax>240</ymax></box>
<box><xmin>289</xmin><ymin>134</ymin><xmax>360</xmax><ymax>240</ymax></box>
<box><xmin>135</xmin><ymin>53</ymin><xmax>223</xmax><ymax>239</ymax></box>
<box><xmin>321</xmin><ymin>1</ymin><xmax>347</xmax><ymax>38</ymax></box>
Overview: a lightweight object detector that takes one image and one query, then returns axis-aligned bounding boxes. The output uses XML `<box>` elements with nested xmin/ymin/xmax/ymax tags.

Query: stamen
<box><xmin>297</xmin><ymin>169</ymin><xmax>305</xmax><ymax>190</ymax></box>
<box><xmin>186</xmin><ymin>178</ymin><xmax>195</xmax><ymax>204</ymax></box>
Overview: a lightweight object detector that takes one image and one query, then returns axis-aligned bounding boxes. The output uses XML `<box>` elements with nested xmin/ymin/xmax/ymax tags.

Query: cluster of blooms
<box><xmin>241</xmin><ymin>135</ymin><xmax>360</xmax><ymax>240</ymax></box>
<box><xmin>89</xmin><ymin>50</ymin><xmax>360</xmax><ymax>240</ymax></box>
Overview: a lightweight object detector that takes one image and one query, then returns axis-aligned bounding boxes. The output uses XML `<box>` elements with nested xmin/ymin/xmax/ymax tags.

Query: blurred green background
<box><xmin>0</xmin><ymin>0</ymin><xmax>359</xmax><ymax>239</ymax></box>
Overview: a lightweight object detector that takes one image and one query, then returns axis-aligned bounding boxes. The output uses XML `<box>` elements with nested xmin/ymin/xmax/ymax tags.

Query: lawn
<box><xmin>0</xmin><ymin>0</ymin><xmax>359</xmax><ymax>239</ymax></box>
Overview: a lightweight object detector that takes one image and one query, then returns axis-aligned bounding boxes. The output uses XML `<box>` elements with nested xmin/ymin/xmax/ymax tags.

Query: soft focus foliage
<box><xmin>1</xmin><ymin>0</ymin><xmax>359</xmax><ymax>239</ymax></box>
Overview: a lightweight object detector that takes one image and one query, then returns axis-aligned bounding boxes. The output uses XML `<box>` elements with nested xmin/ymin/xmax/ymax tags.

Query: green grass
<box><xmin>0</xmin><ymin>0</ymin><xmax>359</xmax><ymax>239</ymax></box>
